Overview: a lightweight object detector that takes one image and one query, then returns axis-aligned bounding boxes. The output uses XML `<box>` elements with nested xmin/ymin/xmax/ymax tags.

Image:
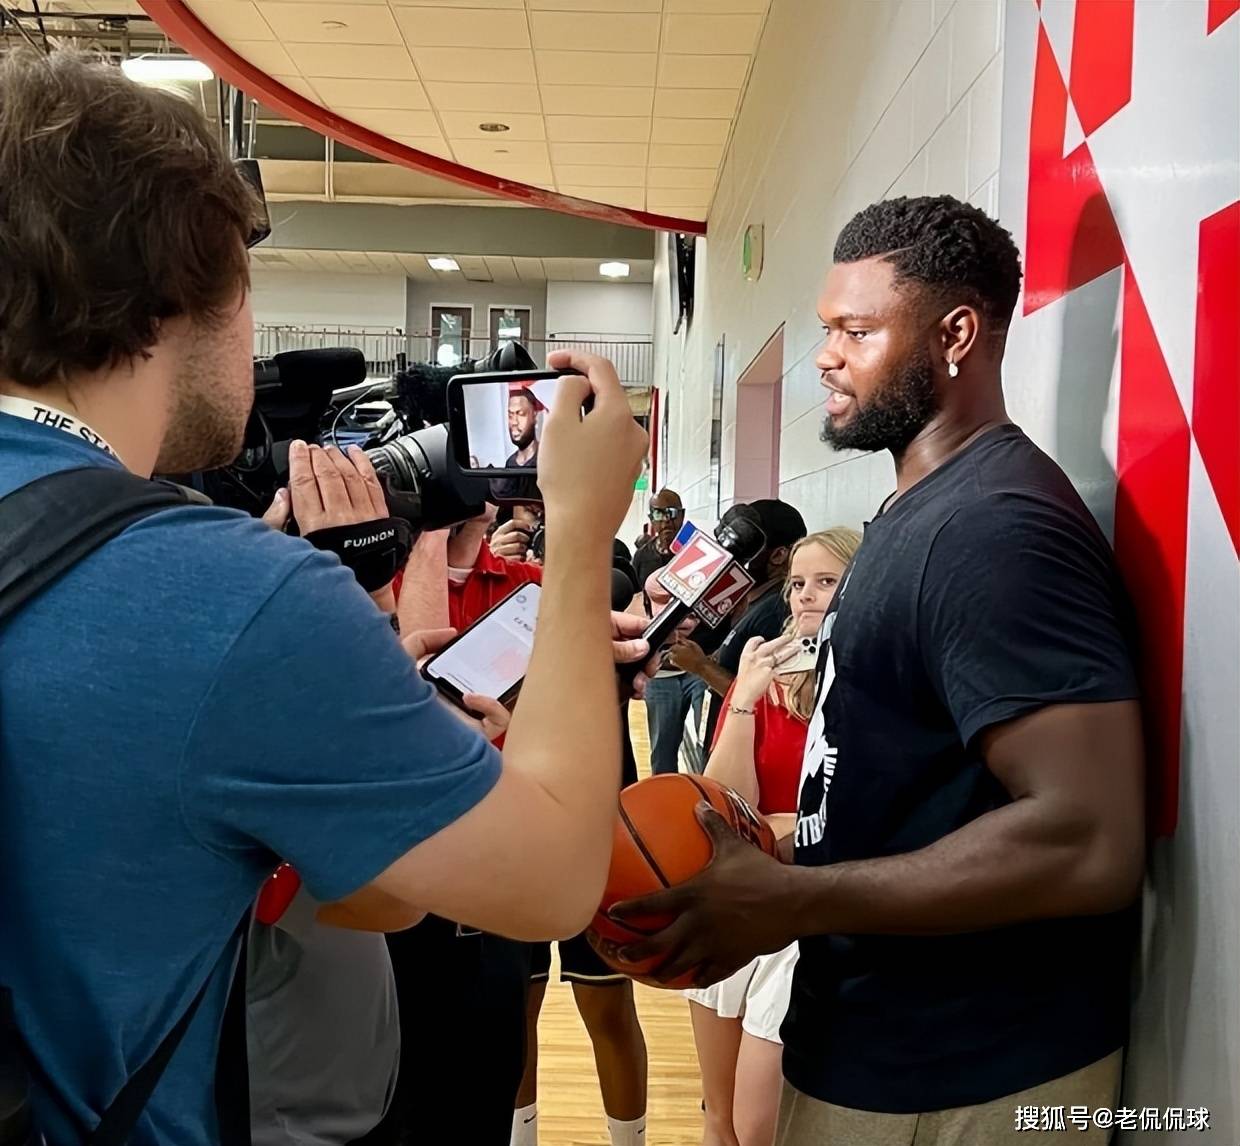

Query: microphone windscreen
<box><xmin>271</xmin><ymin>348</ymin><xmax>367</xmax><ymax>391</ymax></box>
<box><xmin>611</xmin><ymin>565</ymin><xmax>639</xmax><ymax>611</ymax></box>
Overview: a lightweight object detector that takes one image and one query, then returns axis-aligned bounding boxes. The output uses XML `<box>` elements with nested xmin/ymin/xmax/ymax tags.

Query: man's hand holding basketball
<box><xmin>592</xmin><ymin>802</ymin><xmax>800</xmax><ymax>987</ymax></box>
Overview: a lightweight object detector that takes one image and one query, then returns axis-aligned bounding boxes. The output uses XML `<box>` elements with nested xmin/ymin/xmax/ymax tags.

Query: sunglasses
<box><xmin>649</xmin><ymin>507</ymin><xmax>681</xmax><ymax>522</ymax></box>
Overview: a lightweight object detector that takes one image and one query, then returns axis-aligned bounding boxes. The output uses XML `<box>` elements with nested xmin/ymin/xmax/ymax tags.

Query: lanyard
<box><xmin>0</xmin><ymin>395</ymin><xmax>119</xmax><ymax>460</ymax></box>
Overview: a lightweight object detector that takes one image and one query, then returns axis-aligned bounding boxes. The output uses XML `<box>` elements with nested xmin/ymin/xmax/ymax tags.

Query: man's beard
<box><xmin>511</xmin><ymin>428</ymin><xmax>535</xmax><ymax>449</ymax></box>
<box><xmin>155</xmin><ymin>333</ymin><xmax>251</xmax><ymax>473</ymax></box>
<box><xmin>820</xmin><ymin>350</ymin><xmax>940</xmax><ymax>453</ymax></box>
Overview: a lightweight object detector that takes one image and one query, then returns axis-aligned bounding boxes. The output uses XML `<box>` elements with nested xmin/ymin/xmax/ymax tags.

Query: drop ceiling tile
<box><xmin>513</xmin><ymin>258</ymin><xmax>546</xmax><ymax>281</ymax></box>
<box><xmin>662</xmin><ymin>13</ymin><xmax>763</xmax><ymax>54</ymax></box>
<box><xmin>456</xmin><ymin>256</ymin><xmax>493</xmax><ymax>282</ymax></box>
<box><xmin>485</xmin><ymin>256</ymin><xmax>520</xmax><ymax>283</ymax></box>
<box><xmin>484</xmin><ymin>164</ymin><xmax>557</xmax><ymax>187</ymax></box>
<box><xmin>390</xmin><ymin>0</ymin><xmax>521</xmax><ymax>6</ymax></box>
<box><xmin>546</xmin><ymin>116</ymin><xmax>651</xmax><ymax>144</ymax></box>
<box><xmin>340</xmin><ymin>108</ymin><xmax>440</xmax><ymax>136</ymax></box>
<box><xmin>535</xmin><ymin>51</ymin><xmax>656</xmax><ymax>87</ymax></box>
<box><xmin>413</xmin><ymin>47</ymin><xmax>537</xmax><ymax>84</ymax></box>
<box><xmin>392</xmin><ymin>7</ymin><xmax>530</xmax><ymax>49</ymax></box>
<box><xmin>530</xmin><ymin>0</ymin><xmax>659</xmax><ymax>10</ymax></box>
<box><xmin>666</xmin><ymin>0</ymin><xmax>768</xmax><ymax>11</ymax></box>
<box><xmin>309</xmin><ymin>250</ymin><xmax>349</xmax><ymax>271</ymax></box>
<box><xmin>453</xmin><ymin>139</ymin><xmax>551</xmax><ymax>166</ymax></box>
<box><xmin>645</xmin><ymin>189</ymin><xmax>712</xmax><ymax>210</ymax></box>
<box><xmin>553</xmin><ymin>164</ymin><xmax>645</xmax><ymax>187</ymax></box>
<box><xmin>286</xmin><ymin>42</ymin><xmax>416</xmax><ymax>80</ymax></box>
<box><xmin>439</xmin><ymin>111</ymin><xmax>546</xmax><ymax>141</ymax></box>
<box><xmin>311</xmin><ymin>78</ymin><xmax>429</xmax><ymax>110</ymax></box>
<box><xmin>257</xmin><ymin>1</ymin><xmax>399</xmax><ymax>45</ymax></box>
<box><xmin>550</xmin><ymin>141</ymin><xmax>648</xmax><ymax>166</ymax></box>
<box><xmin>646</xmin><ymin>166</ymin><xmax>716</xmax><ymax>189</ymax></box>
<box><xmin>272</xmin><ymin>74</ymin><xmax>318</xmax><ymax>100</ymax></box>
<box><xmin>651</xmin><ymin>117</ymin><xmax>731</xmax><ymax>145</ymax></box>
<box><xmin>531</xmin><ymin>12</ymin><xmax>660</xmax><ymax>53</ymax></box>
<box><xmin>657</xmin><ymin>53</ymin><xmax>751</xmax><ymax>89</ymax></box>
<box><xmin>540</xmin><ymin>85</ymin><xmax>653</xmax><ymax>116</ymax></box>
<box><xmin>193</xmin><ymin>1</ymin><xmax>273</xmax><ymax>40</ymax></box>
<box><xmin>541</xmin><ymin>258</ymin><xmax>578</xmax><ymax>280</ymax></box>
<box><xmin>390</xmin><ymin>136</ymin><xmax>456</xmax><ymax>160</ymax></box>
<box><xmin>648</xmin><ymin>141</ymin><xmax>724</xmax><ymax>167</ymax></box>
<box><xmin>424</xmin><ymin>82</ymin><xmax>542</xmax><ymax>113</ymax></box>
<box><xmin>653</xmin><ymin>88</ymin><xmax>739</xmax><ymax>118</ymax></box>
<box><xmin>558</xmin><ymin>186</ymin><xmax>646</xmax><ymax>210</ymax></box>
<box><xmin>234</xmin><ymin>40</ymin><xmax>297</xmax><ymax>74</ymax></box>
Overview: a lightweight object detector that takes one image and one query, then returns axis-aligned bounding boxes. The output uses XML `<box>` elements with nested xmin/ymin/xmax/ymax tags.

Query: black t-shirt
<box><xmin>785</xmin><ymin>425</ymin><xmax>1141</xmax><ymax>1113</ymax></box>
<box><xmin>632</xmin><ymin>538</ymin><xmax>673</xmax><ymax>615</ymax></box>
<box><xmin>490</xmin><ymin>450</ymin><xmax>538</xmax><ymax>501</ymax></box>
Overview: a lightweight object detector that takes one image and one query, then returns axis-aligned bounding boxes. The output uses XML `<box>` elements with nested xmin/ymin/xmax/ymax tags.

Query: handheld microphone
<box><xmin>619</xmin><ymin>516</ymin><xmax>766</xmax><ymax>684</ymax></box>
<box><xmin>611</xmin><ymin>558</ymin><xmax>639</xmax><ymax>612</ymax></box>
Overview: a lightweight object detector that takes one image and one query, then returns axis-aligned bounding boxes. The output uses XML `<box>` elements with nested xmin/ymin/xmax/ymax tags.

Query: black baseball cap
<box><xmin>746</xmin><ymin>499</ymin><xmax>807</xmax><ymax>550</ymax></box>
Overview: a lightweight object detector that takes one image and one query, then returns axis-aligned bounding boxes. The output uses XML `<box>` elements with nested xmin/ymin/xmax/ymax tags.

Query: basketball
<box><xmin>588</xmin><ymin>774</ymin><xmax>779</xmax><ymax>989</ymax></box>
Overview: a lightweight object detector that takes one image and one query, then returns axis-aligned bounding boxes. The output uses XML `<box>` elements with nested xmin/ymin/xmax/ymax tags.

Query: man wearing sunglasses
<box><xmin>631</xmin><ymin>490</ymin><xmax>704</xmax><ymax>775</ymax></box>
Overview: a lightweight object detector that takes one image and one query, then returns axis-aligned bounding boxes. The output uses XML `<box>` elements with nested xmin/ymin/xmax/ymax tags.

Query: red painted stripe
<box><xmin>1207</xmin><ymin>0</ymin><xmax>1240</xmax><ymax>34</ymax></box>
<box><xmin>1022</xmin><ymin>25</ymin><xmax>1124</xmax><ymax>315</ymax></box>
<box><xmin>1114</xmin><ymin>265</ymin><xmax>1190</xmax><ymax>838</ymax></box>
<box><xmin>1068</xmin><ymin>0</ymin><xmax>1134</xmax><ymax>136</ymax></box>
<box><xmin>138</xmin><ymin>0</ymin><xmax>707</xmax><ymax>236</ymax></box>
<box><xmin>1191</xmin><ymin>202</ymin><xmax>1240</xmax><ymax>556</ymax></box>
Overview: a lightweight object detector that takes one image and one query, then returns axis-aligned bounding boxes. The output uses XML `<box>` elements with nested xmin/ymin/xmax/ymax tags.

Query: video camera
<box><xmin>165</xmin><ymin>341</ymin><xmax>541</xmax><ymax>533</ymax></box>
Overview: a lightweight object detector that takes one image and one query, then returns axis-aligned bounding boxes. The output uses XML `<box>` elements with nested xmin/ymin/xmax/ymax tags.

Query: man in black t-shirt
<box><xmin>600</xmin><ymin>196</ymin><xmax>1144</xmax><ymax>1143</ymax></box>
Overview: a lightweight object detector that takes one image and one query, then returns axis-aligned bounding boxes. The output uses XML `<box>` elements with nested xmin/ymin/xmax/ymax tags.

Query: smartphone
<box><xmin>446</xmin><ymin>370</ymin><xmax>575</xmax><ymax>478</ymax></box>
<box><xmin>422</xmin><ymin>581</ymin><xmax>541</xmax><ymax>708</ymax></box>
<box><xmin>776</xmin><ymin>635</ymin><xmax>819</xmax><ymax>675</ymax></box>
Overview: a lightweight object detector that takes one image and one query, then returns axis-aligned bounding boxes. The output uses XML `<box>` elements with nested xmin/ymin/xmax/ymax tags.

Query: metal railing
<box><xmin>254</xmin><ymin>325</ymin><xmax>654</xmax><ymax>387</ymax></box>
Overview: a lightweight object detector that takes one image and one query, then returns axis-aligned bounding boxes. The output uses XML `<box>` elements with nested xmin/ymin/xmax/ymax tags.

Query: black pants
<box><xmin>351</xmin><ymin>918</ymin><xmax>531</xmax><ymax>1146</ymax></box>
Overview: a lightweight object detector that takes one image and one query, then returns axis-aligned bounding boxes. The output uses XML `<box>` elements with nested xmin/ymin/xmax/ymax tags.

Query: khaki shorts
<box><xmin>776</xmin><ymin>1050</ymin><xmax>1123</xmax><ymax>1146</ymax></box>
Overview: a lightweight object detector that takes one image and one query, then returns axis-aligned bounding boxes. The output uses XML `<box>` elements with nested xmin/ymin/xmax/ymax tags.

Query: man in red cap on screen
<box><xmin>505</xmin><ymin>385</ymin><xmax>543</xmax><ymax>472</ymax></box>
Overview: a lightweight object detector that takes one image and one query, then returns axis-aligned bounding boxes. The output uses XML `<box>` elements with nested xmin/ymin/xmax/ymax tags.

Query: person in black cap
<box><xmin>667</xmin><ymin>498</ymin><xmax>808</xmax><ymax>749</ymax></box>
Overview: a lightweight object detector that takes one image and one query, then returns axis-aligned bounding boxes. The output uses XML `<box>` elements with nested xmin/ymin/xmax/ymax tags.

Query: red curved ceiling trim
<box><xmin>139</xmin><ymin>0</ymin><xmax>708</xmax><ymax>236</ymax></box>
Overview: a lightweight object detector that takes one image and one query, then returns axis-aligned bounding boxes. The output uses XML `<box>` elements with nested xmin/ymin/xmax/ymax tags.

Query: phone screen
<box><xmin>459</xmin><ymin>376</ymin><xmax>562</xmax><ymax>473</ymax></box>
<box><xmin>424</xmin><ymin>583</ymin><xmax>542</xmax><ymax>700</ymax></box>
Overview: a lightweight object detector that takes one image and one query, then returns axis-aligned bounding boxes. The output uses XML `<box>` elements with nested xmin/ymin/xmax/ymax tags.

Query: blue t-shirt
<box><xmin>0</xmin><ymin>415</ymin><xmax>501</xmax><ymax>1145</ymax></box>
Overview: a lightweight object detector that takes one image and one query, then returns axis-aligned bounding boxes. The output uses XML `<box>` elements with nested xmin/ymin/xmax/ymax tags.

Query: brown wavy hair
<box><xmin>0</xmin><ymin>49</ymin><xmax>262</xmax><ymax>387</ymax></box>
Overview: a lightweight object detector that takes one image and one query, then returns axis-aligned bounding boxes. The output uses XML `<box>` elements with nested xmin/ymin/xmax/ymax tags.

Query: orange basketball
<box><xmin>588</xmin><ymin>774</ymin><xmax>778</xmax><ymax>989</ymax></box>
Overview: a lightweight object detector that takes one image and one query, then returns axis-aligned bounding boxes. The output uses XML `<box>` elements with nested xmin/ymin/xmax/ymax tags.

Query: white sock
<box><xmin>511</xmin><ymin>1104</ymin><xmax>538</xmax><ymax>1146</ymax></box>
<box><xmin>607</xmin><ymin>1114</ymin><xmax>647</xmax><ymax>1145</ymax></box>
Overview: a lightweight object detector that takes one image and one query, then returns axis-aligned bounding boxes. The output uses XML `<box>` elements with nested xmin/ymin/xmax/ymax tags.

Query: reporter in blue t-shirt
<box><xmin>0</xmin><ymin>49</ymin><xmax>650</xmax><ymax>1146</ymax></box>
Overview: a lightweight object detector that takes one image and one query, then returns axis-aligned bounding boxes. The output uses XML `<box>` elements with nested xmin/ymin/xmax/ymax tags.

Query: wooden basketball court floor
<box><xmin>534</xmin><ymin>702</ymin><xmax>705</xmax><ymax>1145</ymax></box>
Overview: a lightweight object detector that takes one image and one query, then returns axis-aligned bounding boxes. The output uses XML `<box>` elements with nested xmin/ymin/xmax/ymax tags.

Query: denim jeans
<box><xmin>643</xmin><ymin>672</ymin><xmax>706</xmax><ymax>776</ymax></box>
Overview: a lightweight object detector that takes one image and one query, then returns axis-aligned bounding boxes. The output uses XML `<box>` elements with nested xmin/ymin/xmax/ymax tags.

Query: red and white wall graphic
<box><xmin>1000</xmin><ymin>2</ymin><xmax>1238</xmax><ymax>1130</ymax></box>
<box><xmin>1000</xmin><ymin>0</ymin><xmax>1239</xmax><ymax>838</ymax></box>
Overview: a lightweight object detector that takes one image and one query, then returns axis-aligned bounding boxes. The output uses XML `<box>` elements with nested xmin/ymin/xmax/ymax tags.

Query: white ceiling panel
<box><xmin>182</xmin><ymin>0</ymin><xmax>772</xmax><ymax>221</ymax></box>
<box><xmin>412</xmin><ymin>47</ymin><xmax>537</xmax><ymax>84</ymax></box>
<box><xmin>310</xmin><ymin>78</ymin><xmax>429</xmax><ymax>110</ymax></box>
<box><xmin>540</xmin><ymin>85</ymin><xmax>654</xmax><ymax>116</ymax></box>
<box><xmin>550</xmin><ymin>141</ymin><xmax>648</xmax><ymax>166</ymax></box>
<box><xmin>661</xmin><ymin>13</ymin><xmax>763</xmax><ymax>55</ymax></box>
<box><xmin>195</xmin><ymin>2</ymin><xmax>273</xmax><ymax>41</ymax></box>
<box><xmin>530</xmin><ymin>12</ymin><xmax>661</xmax><ymax>53</ymax></box>
<box><xmin>653</xmin><ymin>87</ymin><xmax>740</xmax><ymax>118</ymax></box>
<box><xmin>657</xmin><ymin>54</ymin><xmax>751</xmax><ymax>89</ymax></box>
<box><xmin>540</xmin><ymin>258</ymin><xmax>578</xmax><ymax>280</ymax></box>
<box><xmin>424</xmin><ymin>83</ymin><xmax>543</xmax><ymax>113</ymax></box>
<box><xmin>535</xmin><ymin>51</ymin><xmax>657</xmax><ymax>87</ymax></box>
<box><xmin>485</xmin><ymin>256</ymin><xmax>521</xmax><ymax>283</ymax></box>
<box><xmin>392</xmin><ymin>7</ymin><xmax>530</xmax><ymax>49</ymax></box>
<box><xmin>546</xmin><ymin>116</ymin><xmax>651</xmax><ymax>144</ymax></box>
<box><xmin>649</xmin><ymin>142</ymin><xmax>725</xmax><ymax>167</ymax></box>
<box><xmin>513</xmin><ymin>257</ymin><xmax>547</xmax><ymax>281</ymax></box>
<box><xmin>258</xmin><ymin>2</ymin><xmax>401</xmax><ymax>45</ymax></box>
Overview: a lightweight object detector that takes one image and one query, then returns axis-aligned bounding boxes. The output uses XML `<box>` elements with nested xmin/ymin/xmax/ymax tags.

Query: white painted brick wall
<box><xmin>656</xmin><ymin>0</ymin><xmax>1005</xmax><ymax>530</ymax></box>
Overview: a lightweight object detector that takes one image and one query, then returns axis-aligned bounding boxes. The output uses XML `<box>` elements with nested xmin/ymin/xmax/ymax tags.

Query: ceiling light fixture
<box><xmin>479</xmin><ymin>122</ymin><xmax>510</xmax><ymax>132</ymax></box>
<box><xmin>121</xmin><ymin>55</ymin><xmax>213</xmax><ymax>84</ymax></box>
<box><xmin>428</xmin><ymin>257</ymin><xmax>460</xmax><ymax>272</ymax></box>
<box><xmin>599</xmin><ymin>261</ymin><xmax>630</xmax><ymax>279</ymax></box>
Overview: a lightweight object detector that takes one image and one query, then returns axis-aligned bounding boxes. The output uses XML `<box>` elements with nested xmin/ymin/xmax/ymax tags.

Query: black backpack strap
<box><xmin>0</xmin><ymin>467</ymin><xmax>190</xmax><ymax>620</ymax></box>
<box><xmin>0</xmin><ymin>467</ymin><xmax>251</xmax><ymax>1144</ymax></box>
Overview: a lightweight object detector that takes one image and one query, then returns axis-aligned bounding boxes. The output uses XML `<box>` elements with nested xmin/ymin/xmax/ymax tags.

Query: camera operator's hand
<box><xmin>288</xmin><ymin>440</ymin><xmax>389</xmax><ymax>534</ymax></box>
<box><xmin>489</xmin><ymin>519</ymin><xmax>531</xmax><ymax>563</ymax></box>
<box><xmin>540</xmin><ymin>350</ymin><xmax>648</xmax><ymax>541</ymax></box>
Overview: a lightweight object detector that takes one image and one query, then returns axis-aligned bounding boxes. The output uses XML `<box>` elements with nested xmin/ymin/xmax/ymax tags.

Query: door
<box><xmin>430</xmin><ymin>306</ymin><xmax>472</xmax><ymax>366</ymax></box>
<box><xmin>489</xmin><ymin>306</ymin><xmax>531</xmax><ymax>349</ymax></box>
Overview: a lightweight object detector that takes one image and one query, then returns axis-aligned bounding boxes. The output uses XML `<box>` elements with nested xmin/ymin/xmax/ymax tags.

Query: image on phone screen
<box><xmin>461</xmin><ymin>377</ymin><xmax>561</xmax><ymax>472</ymax></box>
<box><xmin>424</xmin><ymin>583</ymin><xmax>541</xmax><ymax>703</ymax></box>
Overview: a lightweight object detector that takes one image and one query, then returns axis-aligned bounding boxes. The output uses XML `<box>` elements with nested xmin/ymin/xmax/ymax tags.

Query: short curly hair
<box><xmin>833</xmin><ymin>196</ymin><xmax>1023</xmax><ymax>332</ymax></box>
<box><xmin>0</xmin><ymin>48</ymin><xmax>262</xmax><ymax>387</ymax></box>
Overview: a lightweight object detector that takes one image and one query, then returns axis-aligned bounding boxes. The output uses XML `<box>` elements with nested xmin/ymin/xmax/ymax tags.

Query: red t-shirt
<box><xmin>448</xmin><ymin>544</ymin><xmax>543</xmax><ymax>629</ymax></box>
<box><xmin>712</xmin><ymin>683</ymin><xmax>807</xmax><ymax>814</ymax></box>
